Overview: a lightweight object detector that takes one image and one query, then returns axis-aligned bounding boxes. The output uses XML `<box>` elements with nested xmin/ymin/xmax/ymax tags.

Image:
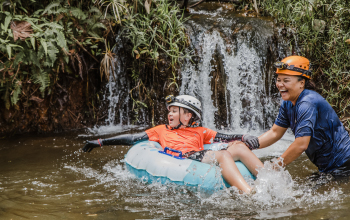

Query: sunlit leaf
<box><xmin>145</xmin><ymin>0</ymin><xmax>152</xmax><ymax>14</ymax></box>
<box><xmin>40</xmin><ymin>39</ymin><xmax>48</xmax><ymax>55</ymax></box>
<box><xmin>4</xmin><ymin>15</ymin><xmax>12</xmax><ymax>31</ymax></box>
<box><xmin>30</xmin><ymin>37</ymin><xmax>35</xmax><ymax>49</ymax></box>
<box><xmin>6</xmin><ymin>45</ymin><xmax>11</xmax><ymax>59</ymax></box>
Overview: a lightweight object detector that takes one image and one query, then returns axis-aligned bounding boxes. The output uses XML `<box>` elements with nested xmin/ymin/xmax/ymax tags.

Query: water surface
<box><xmin>1</xmin><ymin>126</ymin><xmax>350</xmax><ymax>219</ymax></box>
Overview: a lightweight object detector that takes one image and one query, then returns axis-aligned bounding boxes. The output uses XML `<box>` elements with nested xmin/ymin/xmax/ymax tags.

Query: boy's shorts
<box><xmin>183</xmin><ymin>150</ymin><xmax>211</xmax><ymax>162</ymax></box>
<box><xmin>183</xmin><ymin>147</ymin><xmax>228</xmax><ymax>162</ymax></box>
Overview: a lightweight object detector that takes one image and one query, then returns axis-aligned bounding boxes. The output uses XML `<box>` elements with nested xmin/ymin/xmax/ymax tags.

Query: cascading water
<box><xmin>86</xmin><ymin>36</ymin><xmax>139</xmax><ymax>136</ymax></box>
<box><xmin>181</xmin><ymin>11</ymin><xmax>284</xmax><ymax>132</ymax></box>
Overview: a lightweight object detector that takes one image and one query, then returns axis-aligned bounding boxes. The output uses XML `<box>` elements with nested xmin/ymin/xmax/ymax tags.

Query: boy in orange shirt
<box><xmin>83</xmin><ymin>95</ymin><xmax>263</xmax><ymax>193</ymax></box>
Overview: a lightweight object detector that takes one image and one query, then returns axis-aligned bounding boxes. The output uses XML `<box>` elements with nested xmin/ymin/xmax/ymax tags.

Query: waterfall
<box><xmin>95</xmin><ymin>10</ymin><xmax>287</xmax><ymax>135</ymax></box>
<box><xmin>180</xmin><ymin>16</ymin><xmax>282</xmax><ymax>133</ymax></box>
<box><xmin>87</xmin><ymin>36</ymin><xmax>138</xmax><ymax>135</ymax></box>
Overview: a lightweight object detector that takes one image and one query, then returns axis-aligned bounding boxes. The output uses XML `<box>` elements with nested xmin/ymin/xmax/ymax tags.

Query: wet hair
<box><xmin>183</xmin><ymin>108</ymin><xmax>196</xmax><ymax>125</ymax></box>
<box><xmin>298</xmin><ymin>76</ymin><xmax>316</xmax><ymax>90</ymax></box>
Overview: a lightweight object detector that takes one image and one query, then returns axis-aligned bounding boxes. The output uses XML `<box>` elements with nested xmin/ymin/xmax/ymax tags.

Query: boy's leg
<box><xmin>226</xmin><ymin>142</ymin><xmax>264</xmax><ymax>176</ymax></box>
<box><xmin>201</xmin><ymin>150</ymin><xmax>252</xmax><ymax>193</ymax></box>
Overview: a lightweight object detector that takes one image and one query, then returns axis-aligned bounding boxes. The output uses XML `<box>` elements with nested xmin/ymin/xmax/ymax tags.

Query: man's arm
<box><xmin>276</xmin><ymin>136</ymin><xmax>311</xmax><ymax>166</ymax></box>
<box><xmin>258</xmin><ymin>124</ymin><xmax>287</xmax><ymax>149</ymax></box>
<box><xmin>82</xmin><ymin>132</ymin><xmax>149</xmax><ymax>152</ymax></box>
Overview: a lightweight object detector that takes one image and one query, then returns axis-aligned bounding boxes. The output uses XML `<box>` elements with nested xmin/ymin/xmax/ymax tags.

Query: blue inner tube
<box><xmin>124</xmin><ymin>141</ymin><xmax>255</xmax><ymax>191</ymax></box>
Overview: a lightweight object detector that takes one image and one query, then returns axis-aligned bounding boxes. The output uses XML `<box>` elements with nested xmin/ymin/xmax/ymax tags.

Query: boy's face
<box><xmin>168</xmin><ymin>106</ymin><xmax>192</xmax><ymax>128</ymax></box>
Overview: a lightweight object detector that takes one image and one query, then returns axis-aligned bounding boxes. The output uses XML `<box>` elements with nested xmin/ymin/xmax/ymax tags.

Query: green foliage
<box><xmin>1</xmin><ymin>0</ymin><xmax>190</xmax><ymax>126</ymax></box>
<box><xmin>260</xmin><ymin>0</ymin><xmax>350</xmax><ymax>121</ymax></box>
<box><xmin>119</xmin><ymin>0</ymin><xmax>189</xmax><ymax>115</ymax></box>
<box><xmin>87</xmin><ymin>0</ymin><xmax>189</xmax><ymax>118</ymax></box>
<box><xmin>0</xmin><ymin>0</ymin><xmax>113</xmax><ymax>109</ymax></box>
<box><xmin>124</xmin><ymin>0</ymin><xmax>189</xmax><ymax>73</ymax></box>
<box><xmin>96</xmin><ymin>0</ymin><xmax>129</xmax><ymax>23</ymax></box>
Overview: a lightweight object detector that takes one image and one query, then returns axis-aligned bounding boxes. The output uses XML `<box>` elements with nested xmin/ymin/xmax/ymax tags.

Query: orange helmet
<box><xmin>274</xmin><ymin>56</ymin><xmax>312</xmax><ymax>79</ymax></box>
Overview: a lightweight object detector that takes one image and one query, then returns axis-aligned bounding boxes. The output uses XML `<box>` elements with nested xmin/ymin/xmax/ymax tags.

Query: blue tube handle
<box><xmin>163</xmin><ymin>147</ymin><xmax>182</xmax><ymax>158</ymax></box>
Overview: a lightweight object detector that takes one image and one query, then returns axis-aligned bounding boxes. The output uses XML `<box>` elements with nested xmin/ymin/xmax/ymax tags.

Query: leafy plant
<box><xmin>0</xmin><ymin>0</ymin><xmax>114</xmax><ymax>109</ymax></box>
<box><xmin>260</xmin><ymin>0</ymin><xmax>350</xmax><ymax>128</ymax></box>
<box><xmin>119</xmin><ymin>0</ymin><xmax>190</xmax><ymax>118</ymax></box>
<box><xmin>124</xmin><ymin>0</ymin><xmax>189</xmax><ymax>70</ymax></box>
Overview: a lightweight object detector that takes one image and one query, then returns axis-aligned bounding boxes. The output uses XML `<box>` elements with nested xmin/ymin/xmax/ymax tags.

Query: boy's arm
<box><xmin>214</xmin><ymin>133</ymin><xmax>243</xmax><ymax>142</ymax></box>
<box><xmin>82</xmin><ymin>132</ymin><xmax>149</xmax><ymax>152</ymax></box>
<box><xmin>214</xmin><ymin>133</ymin><xmax>259</xmax><ymax>150</ymax></box>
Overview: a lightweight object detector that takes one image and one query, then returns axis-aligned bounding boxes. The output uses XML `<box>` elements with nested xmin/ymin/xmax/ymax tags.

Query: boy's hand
<box><xmin>82</xmin><ymin>139</ymin><xmax>102</xmax><ymax>152</ymax></box>
<box><xmin>242</xmin><ymin>134</ymin><xmax>260</xmax><ymax>150</ymax></box>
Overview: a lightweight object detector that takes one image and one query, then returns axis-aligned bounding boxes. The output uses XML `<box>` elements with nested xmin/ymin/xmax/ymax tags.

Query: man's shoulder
<box><xmin>300</xmin><ymin>90</ymin><xmax>324</xmax><ymax>103</ymax></box>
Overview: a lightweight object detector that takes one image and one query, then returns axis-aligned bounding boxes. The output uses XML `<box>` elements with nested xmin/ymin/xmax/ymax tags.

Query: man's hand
<box><xmin>242</xmin><ymin>134</ymin><xmax>260</xmax><ymax>150</ymax></box>
<box><xmin>82</xmin><ymin>139</ymin><xmax>102</xmax><ymax>152</ymax></box>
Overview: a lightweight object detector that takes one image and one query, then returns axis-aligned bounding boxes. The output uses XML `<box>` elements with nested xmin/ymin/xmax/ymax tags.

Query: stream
<box><xmin>1</xmin><ymin>127</ymin><xmax>350</xmax><ymax>219</ymax></box>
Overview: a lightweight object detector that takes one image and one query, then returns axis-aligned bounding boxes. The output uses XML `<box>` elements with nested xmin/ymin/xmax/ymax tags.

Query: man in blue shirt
<box><xmin>254</xmin><ymin>56</ymin><xmax>350</xmax><ymax>173</ymax></box>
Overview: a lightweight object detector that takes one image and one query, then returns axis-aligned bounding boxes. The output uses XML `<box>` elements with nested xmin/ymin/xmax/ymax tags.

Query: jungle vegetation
<box><xmin>258</xmin><ymin>0</ymin><xmax>350</xmax><ymax>129</ymax></box>
<box><xmin>1</xmin><ymin>0</ymin><xmax>350</xmax><ymax>132</ymax></box>
<box><xmin>0</xmin><ymin>0</ymin><xmax>188</xmax><ymax>122</ymax></box>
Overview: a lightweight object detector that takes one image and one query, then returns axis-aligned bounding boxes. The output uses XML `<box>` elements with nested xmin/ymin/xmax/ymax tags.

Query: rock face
<box><xmin>179</xmin><ymin>3</ymin><xmax>290</xmax><ymax>131</ymax></box>
<box><xmin>0</xmin><ymin>71</ymin><xmax>102</xmax><ymax>136</ymax></box>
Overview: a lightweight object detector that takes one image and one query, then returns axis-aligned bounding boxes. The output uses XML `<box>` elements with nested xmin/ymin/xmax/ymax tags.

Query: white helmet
<box><xmin>165</xmin><ymin>95</ymin><xmax>202</xmax><ymax>121</ymax></box>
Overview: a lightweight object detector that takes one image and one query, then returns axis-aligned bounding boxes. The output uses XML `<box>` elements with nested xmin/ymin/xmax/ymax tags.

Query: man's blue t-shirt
<box><xmin>275</xmin><ymin>89</ymin><xmax>350</xmax><ymax>172</ymax></box>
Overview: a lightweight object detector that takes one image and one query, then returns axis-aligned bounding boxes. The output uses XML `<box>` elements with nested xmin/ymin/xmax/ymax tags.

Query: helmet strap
<box><xmin>174</xmin><ymin>106</ymin><xmax>185</xmax><ymax>129</ymax></box>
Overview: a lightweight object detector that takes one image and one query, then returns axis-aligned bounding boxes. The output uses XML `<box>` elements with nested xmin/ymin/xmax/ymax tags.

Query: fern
<box><xmin>0</xmin><ymin>0</ymin><xmax>117</xmax><ymax>110</ymax></box>
<box><xmin>47</xmin><ymin>41</ymin><xmax>59</xmax><ymax>67</ymax></box>
<box><xmin>91</xmin><ymin>22</ymin><xmax>107</xmax><ymax>31</ymax></box>
<box><xmin>70</xmin><ymin>7</ymin><xmax>87</xmax><ymax>20</ymax></box>
<box><xmin>89</xmin><ymin>6</ymin><xmax>102</xmax><ymax>15</ymax></box>
<box><xmin>87</xmin><ymin>31</ymin><xmax>102</xmax><ymax>39</ymax></box>
<box><xmin>10</xmin><ymin>81</ymin><xmax>22</xmax><ymax>105</ymax></box>
<box><xmin>4</xmin><ymin>14</ymin><xmax>12</xmax><ymax>31</ymax></box>
<box><xmin>37</xmin><ymin>45</ymin><xmax>45</xmax><ymax>60</ymax></box>
<box><xmin>56</xmin><ymin>7</ymin><xmax>68</xmax><ymax>14</ymax></box>
<box><xmin>31</xmin><ymin>71</ymin><xmax>50</xmax><ymax>95</ymax></box>
<box><xmin>46</xmin><ymin>22</ymin><xmax>64</xmax><ymax>30</ymax></box>
<box><xmin>13</xmin><ymin>51</ymin><xmax>26</xmax><ymax>66</ymax></box>
<box><xmin>42</xmin><ymin>1</ymin><xmax>62</xmax><ymax>16</ymax></box>
<box><xmin>54</xmin><ymin>30</ymin><xmax>68</xmax><ymax>50</ymax></box>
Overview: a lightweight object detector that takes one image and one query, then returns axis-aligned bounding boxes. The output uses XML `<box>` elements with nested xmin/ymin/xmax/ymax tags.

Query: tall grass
<box><xmin>120</xmin><ymin>0</ymin><xmax>190</xmax><ymax>115</ymax></box>
<box><xmin>260</xmin><ymin>0</ymin><xmax>350</xmax><ymax>127</ymax></box>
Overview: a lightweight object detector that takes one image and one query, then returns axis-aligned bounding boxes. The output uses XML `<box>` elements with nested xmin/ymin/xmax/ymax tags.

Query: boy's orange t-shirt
<box><xmin>145</xmin><ymin>125</ymin><xmax>217</xmax><ymax>154</ymax></box>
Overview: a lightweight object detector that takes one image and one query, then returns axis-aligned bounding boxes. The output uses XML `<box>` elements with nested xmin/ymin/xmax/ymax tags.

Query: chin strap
<box><xmin>166</xmin><ymin>121</ymin><xmax>184</xmax><ymax>130</ymax></box>
<box><xmin>166</xmin><ymin>106</ymin><xmax>185</xmax><ymax>130</ymax></box>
